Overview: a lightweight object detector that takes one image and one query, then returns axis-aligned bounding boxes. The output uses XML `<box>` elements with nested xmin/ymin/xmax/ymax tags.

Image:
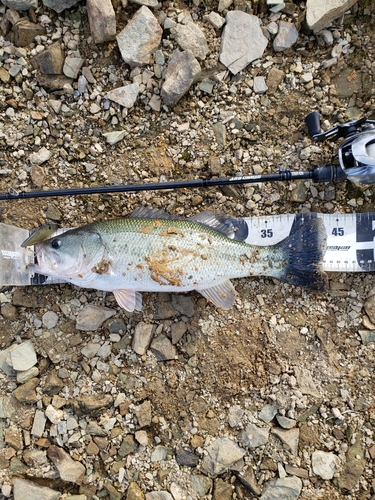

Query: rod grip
<box><xmin>306</xmin><ymin>111</ymin><xmax>321</xmax><ymax>138</ymax></box>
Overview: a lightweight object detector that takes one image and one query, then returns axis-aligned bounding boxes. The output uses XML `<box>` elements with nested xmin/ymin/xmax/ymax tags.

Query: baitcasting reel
<box><xmin>306</xmin><ymin>111</ymin><xmax>375</xmax><ymax>185</ymax></box>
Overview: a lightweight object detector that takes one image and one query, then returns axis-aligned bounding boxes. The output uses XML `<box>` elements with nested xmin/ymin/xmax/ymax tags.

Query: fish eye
<box><xmin>51</xmin><ymin>239</ymin><xmax>62</xmax><ymax>249</ymax></box>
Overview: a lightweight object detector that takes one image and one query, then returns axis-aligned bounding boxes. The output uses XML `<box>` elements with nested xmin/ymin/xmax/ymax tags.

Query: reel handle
<box><xmin>306</xmin><ymin>111</ymin><xmax>321</xmax><ymax>138</ymax></box>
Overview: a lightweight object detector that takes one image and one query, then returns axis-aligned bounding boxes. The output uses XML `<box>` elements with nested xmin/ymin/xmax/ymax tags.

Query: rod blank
<box><xmin>0</xmin><ymin>164</ymin><xmax>346</xmax><ymax>201</ymax></box>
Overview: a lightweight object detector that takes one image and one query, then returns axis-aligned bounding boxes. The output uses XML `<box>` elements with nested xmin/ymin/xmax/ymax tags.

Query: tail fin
<box><xmin>278</xmin><ymin>217</ymin><xmax>328</xmax><ymax>292</ymax></box>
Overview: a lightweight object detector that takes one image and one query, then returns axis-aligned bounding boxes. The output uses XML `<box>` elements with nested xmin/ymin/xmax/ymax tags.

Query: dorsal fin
<box><xmin>190</xmin><ymin>211</ymin><xmax>248</xmax><ymax>241</ymax></box>
<box><xmin>130</xmin><ymin>207</ymin><xmax>179</xmax><ymax>220</ymax></box>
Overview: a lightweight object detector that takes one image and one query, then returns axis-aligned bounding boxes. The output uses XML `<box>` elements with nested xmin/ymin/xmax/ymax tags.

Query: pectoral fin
<box><xmin>198</xmin><ymin>280</ymin><xmax>237</xmax><ymax>309</ymax></box>
<box><xmin>113</xmin><ymin>289</ymin><xmax>142</xmax><ymax>312</ymax></box>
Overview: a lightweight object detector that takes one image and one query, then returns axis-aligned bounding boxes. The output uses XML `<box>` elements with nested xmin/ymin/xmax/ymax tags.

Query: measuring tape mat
<box><xmin>1</xmin><ymin>213</ymin><xmax>375</xmax><ymax>287</ymax></box>
<box><xmin>239</xmin><ymin>212</ymin><xmax>375</xmax><ymax>273</ymax></box>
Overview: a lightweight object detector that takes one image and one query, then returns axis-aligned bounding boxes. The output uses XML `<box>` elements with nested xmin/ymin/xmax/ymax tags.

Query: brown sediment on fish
<box><xmin>91</xmin><ymin>259</ymin><xmax>111</xmax><ymax>275</ymax></box>
<box><xmin>138</xmin><ymin>221</ymin><xmax>162</xmax><ymax>234</ymax></box>
<box><xmin>146</xmin><ymin>251</ymin><xmax>184</xmax><ymax>287</ymax></box>
<box><xmin>159</xmin><ymin>227</ymin><xmax>184</xmax><ymax>237</ymax></box>
<box><xmin>242</xmin><ymin>248</ymin><xmax>260</xmax><ymax>263</ymax></box>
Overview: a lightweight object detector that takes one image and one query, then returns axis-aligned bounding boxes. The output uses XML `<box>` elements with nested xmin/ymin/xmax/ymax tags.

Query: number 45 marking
<box><xmin>332</xmin><ymin>227</ymin><xmax>344</xmax><ymax>236</ymax></box>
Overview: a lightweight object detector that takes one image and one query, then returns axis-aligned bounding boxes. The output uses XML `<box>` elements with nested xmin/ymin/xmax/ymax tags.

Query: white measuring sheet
<box><xmin>240</xmin><ymin>212</ymin><xmax>375</xmax><ymax>273</ymax></box>
<box><xmin>1</xmin><ymin>212</ymin><xmax>375</xmax><ymax>286</ymax></box>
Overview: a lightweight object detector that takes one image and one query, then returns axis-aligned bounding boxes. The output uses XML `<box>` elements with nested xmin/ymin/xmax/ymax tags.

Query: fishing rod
<box><xmin>1</xmin><ymin>112</ymin><xmax>375</xmax><ymax>201</ymax></box>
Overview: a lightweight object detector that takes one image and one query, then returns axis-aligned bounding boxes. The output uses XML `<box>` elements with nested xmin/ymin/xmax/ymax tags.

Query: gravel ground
<box><xmin>0</xmin><ymin>1</ymin><xmax>375</xmax><ymax>499</ymax></box>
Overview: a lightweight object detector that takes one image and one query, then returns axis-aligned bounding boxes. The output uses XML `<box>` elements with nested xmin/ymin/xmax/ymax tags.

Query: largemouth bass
<box><xmin>28</xmin><ymin>207</ymin><xmax>328</xmax><ymax>312</ymax></box>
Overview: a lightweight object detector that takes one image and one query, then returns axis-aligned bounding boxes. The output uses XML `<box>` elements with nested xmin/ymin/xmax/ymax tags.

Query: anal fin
<box><xmin>113</xmin><ymin>289</ymin><xmax>142</xmax><ymax>312</ymax></box>
<box><xmin>198</xmin><ymin>280</ymin><xmax>237</xmax><ymax>309</ymax></box>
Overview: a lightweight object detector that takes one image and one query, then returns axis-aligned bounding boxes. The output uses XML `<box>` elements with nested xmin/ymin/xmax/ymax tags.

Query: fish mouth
<box><xmin>29</xmin><ymin>245</ymin><xmax>61</xmax><ymax>277</ymax></box>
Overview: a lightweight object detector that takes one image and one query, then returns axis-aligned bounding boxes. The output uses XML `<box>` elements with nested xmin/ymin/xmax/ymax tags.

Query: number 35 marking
<box><xmin>261</xmin><ymin>229</ymin><xmax>273</xmax><ymax>238</ymax></box>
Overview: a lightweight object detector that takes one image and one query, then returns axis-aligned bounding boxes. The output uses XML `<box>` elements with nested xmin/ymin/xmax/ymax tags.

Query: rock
<box><xmin>47</xmin><ymin>445</ymin><xmax>85</xmax><ymax>484</ymax></box>
<box><xmin>74</xmin><ymin>394</ymin><xmax>113</xmax><ymax>414</ymax></box>
<box><xmin>131</xmin><ymin>0</ymin><xmax>158</xmax><ymax>5</ymax></box>
<box><xmin>13</xmin><ymin>18</ymin><xmax>46</xmax><ymax>47</ymax></box>
<box><xmin>2</xmin><ymin>0</ymin><xmax>37</xmax><ymax>9</ymax></box>
<box><xmin>42</xmin><ymin>311</ymin><xmax>58</xmax><ymax>329</ymax></box>
<box><xmin>31</xmin><ymin>409</ymin><xmax>47</xmax><ymax>438</ymax></box>
<box><xmin>36</xmin><ymin>74</ymin><xmax>74</xmax><ymax>93</ymax></box>
<box><xmin>206</xmin><ymin>12</ymin><xmax>225</xmax><ymax>30</ymax></box>
<box><xmin>220</xmin><ymin>11</ymin><xmax>268</xmax><ymax>75</ymax></box>
<box><xmin>0</xmin><ymin>68</ymin><xmax>11</xmax><ymax>84</ymax></box>
<box><xmin>17</xmin><ymin>366</ymin><xmax>39</xmax><ymax>384</ymax></box>
<box><xmin>63</xmin><ymin>57</ymin><xmax>84</xmax><ymax>79</ymax></box>
<box><xmin>236</xmin><ymin>468</ymin><xmax>262</xmax><ymax>496</ymax></box>
<box><xmin>212</xmin><ymin>122</ymin><xmax>226</xmax><ymax>146</ymax></box>
<box><xmin>29</xmin><ymin>147</ymin><xmax>51</xmax><ymax>165</ymax></box>
<box><xmin>116</xmin><ymin>6</ymin><xmax>162</xmax><ymax>67</ymax></box>
<box><xmin>294</xmin><ymin>366</ymin><xmax>321</xmax><ymax>397</ymax></box>
<box><xmin>150</xmin><ymin>334</ymin><xmax>177</xmax><ymax>361</ymax></box>
<box><xmin>259</xmin><ymin>476</ymin><xmax>302</xmax><ymax>500</ymax></box>
<box><xmin>150</xmin><ymin>445</ymin><xmax>172</xmax><ymax>461</ymax></box>
<box><xmin>336</xmin><ymin>433</ymin><xmax>366</xmax><ymax>491</ymax></box>
<box><xmin>134</xmin><ymin>400</ymin><xmax>152</xmax><ymax>428</ymax></box>
<box><xmin>8</xmin><ymin>340</ymin><xmax>37</xmax><ymax>371</ymax></box>
<box><xmin>171</xmin><ymin>22</ymin><xmax>209</xmax><ymax>60</ymax></box>
<box><xmin>332</xmin><ymin>68</ymin><xmax>362</xmax><ymax>99</ymax></box>
<box><xmin>253</xmin><ymin>76</ymin><xmax>268</xmax><ymax>94</ymax></box>
<box><xmin>161</xmin><ymin>49</ymin><xmax>201</xmax><ymax>107</ymax></box>
<box><xmin>271</xmin><ymin>427</ymin><xmax>299</xmax><ymax>456</ymax></box>
<box><xmin>176</xmin><ymin>446</ymin><xmax>199</xmax><ymax>467</ymax></box>
<box><xmin>0</xmin><ymin>303</ymin><xmax>18</xmax><ymax>321</ymax></box>
<box><xmin>312</xmin><ymin>450</ymin><xmax>341</xmax><ymax>480</ymax></box>
<box><xmin>44</xmin><ymin>370</ymin><xmax>65</xmax><ymax>395</ymax></box>
<box><xmin>13</xmin><ymin>377</ymin><xmax>39</xmax><ymax>403</ymax></box>
<box><xmin>364</xmin><ymin>294</ymin><xmax>375</xmax><ymax>324</ymax></box>
<box><xmin>75</xmin><ymin>305</ymin><xmax>116</xmax><ymax>331</ymax></box>
<box><xmin>42</xmin><ymin>0</ymin><xmax>81</xmax><ymax>13</ymax></box>
<box><xmin>30</xmin><ymin>165</ymin><xmax>45</xmax><ymax>187</ymax></box>
<box><xmin>5</xmin><ymin>424</ymin><xmax>23</xmax><ymax>450</ymax></box>
<box><xmin>266</xmin><ymin>67</ymin><xmax>285</xmax><ymax>93</ymax></box>
<box><xmin>127</xmin><ymin>481</ymin><xmax>145</xmax><ymax>500</ymax></box>
<box><xmin>276</xmin><ymin>415</ymin><xmax>296</xmax><ymax>429</ymax></box>
<box><xmin>190</xmin><ymin>474</ymin><xmax>212</xmax><ymax>497</ymax></box>
<box><xmin>87</xmin><ymin>0</ymin><xmax>116</xmax><ymax>44</ymax></box>
<box><xmin>258</xmin><ymin>404</ymin><xmax>278</xmax><ymax>423</ymax></box>
<box><xmin>358</xmin><ymin>330</ymin><xmax>375</xmax><ymax>344</ymax></box>
<box><xmin>201</xmin><ymin>437</ymin><xmax>246</xmax><ymax>477</ymax></box>
<box><xmin>284</xmin><ymin>465</ymin><xmax>309</xmax><ymax>479</ymax></box>
<box><xmin>273</xmin><ymin>21</ymin><xmax>299</xmax><ymax>52</ymax></box>
<box><xmin>135</xmin><ymin>430</ymin><xmax>148</xmax><ymax>446</ymax></box>
<box><xmin>306</xmin><ymin>0</ymin><xmax>357</xmax><ymax>33</ymax></box>
<box><xmin>81</xmin><ymin>343</ymin><xmax>101</xmax><ymax>359</ymax></box>
<box><xmin>13</xmin><ymin>479</ymin><xmax>60</xmax><ymax>500</ymax></box>
<box><xmin>45</xmin><ymin>404</ymin><xmax>64</xmax><ymax>424</ymax></box>
<box><xmin>30</xmin><ymin>42</ymin><xmax>64</xmax><ymax>74</ymax></box>
<box><xmin>240</xmin><ymin>423</ymin><xmax>270</xmax><ymax>448</ymax></box>
<box><xmin>213</xmin><ymin>478</ymin><xmax>232</xmax><ymax>500</ymax></box>
<box><xmin>106</xmin><ymin>83</ymin><xmax>140</xmax><ymax>108</ymax></box>
<box><xmin>149</xmin><ymin>94</ymin><xmax>161</xmax><ymax>112</ymax></box>
<box><xmin>145</xmin><ymin>492</ymin><xmax>173</xmax><ymax>500</ymax></box>
<box><xmin>102</xmin><ymin>130</ymin><xmax>127</xmax><ymax>145</ymax></box>
<box><xmin>228</xmin><ymin>405</ymin><xmax>243</xmax><ymax>428</ymax></box>
<box><xmin>119</xmin><ymin>435</ymin><xmax>138</xmax><ymax>457</ymax></box>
